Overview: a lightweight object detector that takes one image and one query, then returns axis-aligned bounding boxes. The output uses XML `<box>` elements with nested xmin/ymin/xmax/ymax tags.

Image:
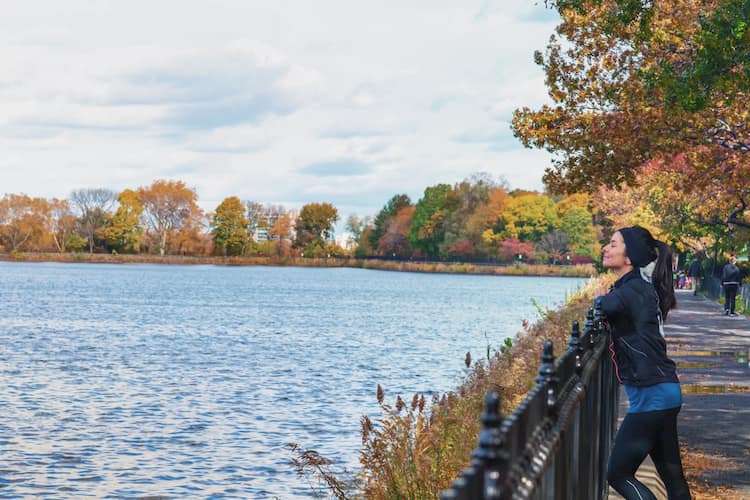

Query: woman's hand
<box><xmin>595</xmin><ymin>287</ymin><xmax>608</xmax><ymax>298</ymax></box>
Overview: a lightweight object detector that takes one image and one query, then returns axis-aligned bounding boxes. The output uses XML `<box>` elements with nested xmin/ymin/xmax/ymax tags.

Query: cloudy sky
<box><xmin>0</xmin><ymin>0</ymin><xmax>560</xmax><ymax>219</ymax></box>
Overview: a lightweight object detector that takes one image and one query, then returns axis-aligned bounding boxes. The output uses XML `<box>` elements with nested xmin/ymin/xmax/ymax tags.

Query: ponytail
<box><xmin>652</xmin><ymin>240</ymin><xmax>676</xmax><ymax>319</ymax></box>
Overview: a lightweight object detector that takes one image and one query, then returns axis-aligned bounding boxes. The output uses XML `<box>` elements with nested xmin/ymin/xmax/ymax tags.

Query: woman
<box><xmin>597</xmin><ymin>226</ymin><xmax>691</xmax><ymax>500</ymax></box>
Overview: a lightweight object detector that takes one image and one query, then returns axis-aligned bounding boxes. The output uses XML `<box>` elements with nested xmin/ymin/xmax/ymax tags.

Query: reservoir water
<box><xmin>0</xmin><ymin>262</ymin><xmax>585</xmax><ymax>498</ymax></box>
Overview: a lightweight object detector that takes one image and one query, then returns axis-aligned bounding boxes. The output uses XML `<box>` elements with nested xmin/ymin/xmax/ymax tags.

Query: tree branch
<box><xmin>726</xmin><ymin>194</ymin><xmax>750</xmax><ymax>230</ymax></box>
<box><xmin>708</xmin><ymin>120</ymin><xmax>750</xmax><ymax>153</ymax></box>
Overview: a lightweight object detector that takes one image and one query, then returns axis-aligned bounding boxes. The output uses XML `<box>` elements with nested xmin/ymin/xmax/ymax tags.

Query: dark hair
<box><xmin>653</xmin><ymin>240</ymin><xmax>676</xmax><ymax>319</ymax></box>
<box><xmin>621</xmin><ymin>226</ymin><xmax>676</xmax><ymax>319</ymax></box>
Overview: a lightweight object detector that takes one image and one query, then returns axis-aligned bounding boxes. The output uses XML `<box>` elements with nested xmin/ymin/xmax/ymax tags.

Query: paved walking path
<box><xmin>610</xmin><ymin>290</ymin><xmax>750</xmax><ymax>499</ymax></box>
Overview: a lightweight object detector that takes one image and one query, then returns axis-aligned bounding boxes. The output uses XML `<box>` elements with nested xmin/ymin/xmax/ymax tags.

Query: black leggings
<box><xmin>607</xmin><ymin>407</ymin><xmax>691</xmax><ymax>500</ymax></box>
<box><xmin>724</xmin><ymin>284</ymin><xmax>738</xmax><ymax>313</ymax></box>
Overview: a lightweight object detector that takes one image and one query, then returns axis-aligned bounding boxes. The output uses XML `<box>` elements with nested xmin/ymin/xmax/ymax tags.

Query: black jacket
<box><xmin>722</xmin><ymin>263</ymin><xmax>741</xmax><ymax>285</ymax></box>
<box><xmin>687</xmin><ymin>260</ymin><xmax>703</xmax><ymax>278</ymax></box>
<box><xmin>597</xmin><ymin>269</ymin><xmax>679</xmax><ymax>387</ymax></box>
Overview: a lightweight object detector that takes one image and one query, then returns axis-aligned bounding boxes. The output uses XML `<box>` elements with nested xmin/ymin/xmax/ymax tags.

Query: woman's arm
<box><xmin>596</xmin><ymin>287</ymin><xmax>627</xmax><ymax>317</ymax></box>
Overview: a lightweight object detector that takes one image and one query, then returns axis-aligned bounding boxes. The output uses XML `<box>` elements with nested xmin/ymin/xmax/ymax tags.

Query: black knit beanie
<box><xmin>619</xmin><ymin>226</ymin><xmax>657</xmax><ymax>268</ymax></box>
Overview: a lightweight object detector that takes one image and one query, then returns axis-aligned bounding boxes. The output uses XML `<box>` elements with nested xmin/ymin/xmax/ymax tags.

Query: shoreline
<box><xmin>0</xmin><ymin>252</ymin><xmax>596</xmax><ymax>278</ymax></box>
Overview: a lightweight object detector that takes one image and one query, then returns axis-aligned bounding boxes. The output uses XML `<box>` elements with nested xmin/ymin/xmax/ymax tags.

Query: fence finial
<box><xmin>537</xmin><ymin>341</ymin><xmax>558</xmax><ymax>416</ymax></box>
<box><xmin>537</xmin><ymin>340</ymin><xmax>555</xmax><ymax>384</ymax></box>
<box><xmin>474</xmin><ymin>390</ymin><xmax>503</xmax><ymax>464</ymax></box>
<box><xmin>568</xmin><ymin>320</ymin><xmax>580</xmax><ymax>351</ymax></box>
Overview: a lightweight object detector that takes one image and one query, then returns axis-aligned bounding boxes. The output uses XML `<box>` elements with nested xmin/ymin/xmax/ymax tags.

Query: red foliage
<box><xmin>498</xmin><ymin>238</ymin><xmax>534</xmax><ymax>262</ymax></box>
<box><xmin>568</xmin><ymin>254</ymin><xmax>594</xmax><ymax>265</ymax></box>
<box><xmin>447</xmin><ymin>239</ymin><xmax>476</xmax><ymax>259</ymax></box>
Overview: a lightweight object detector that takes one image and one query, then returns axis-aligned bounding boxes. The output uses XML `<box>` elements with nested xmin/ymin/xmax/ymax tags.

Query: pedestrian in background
<box><xmin>721</xmin><ymin>255</ymin><xmax>741</xmax><ymax>316</ymax></box>
<box><xmin>687</xmin><ymin>257</ymin><xmax>704</xmax><ymax>296</ymax></box>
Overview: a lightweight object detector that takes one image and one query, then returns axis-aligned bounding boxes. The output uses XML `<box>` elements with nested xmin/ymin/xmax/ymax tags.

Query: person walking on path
<box><xmin>687</xmin><ymin>258</ymin><xmax>704</xmax><ymax>296</ymax></box>
<box><xmin>597</xmin><ymin>226</ymin><xmax>691</xmax><ymax>500</ymax></box>
<box><xmin>721</xmin><ymin>256</ymin><xmax>741</xmax><ymax>316</ymax></box>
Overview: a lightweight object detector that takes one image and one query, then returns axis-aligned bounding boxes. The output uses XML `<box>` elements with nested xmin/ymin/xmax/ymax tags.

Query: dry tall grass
<box><xmin>353</xmin><ymin>277</ymin><xmax>607</xmax><ymax>498</ymax></box>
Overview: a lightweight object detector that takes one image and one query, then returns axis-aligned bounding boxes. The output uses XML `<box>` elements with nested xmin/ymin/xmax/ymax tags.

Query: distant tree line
<box><xmin>0</xmin><ymin>174</ymin><xmax>606</xmax><ymax>263</ymax></box>
<box><xmin>0</xmin><ymin>180</ymin><xmax>341</xmax><ymax>259</ymax></box>
<box><xmin>347</xmin><ymin>173</ymin><xmax>601</xmax><ymax>264</ymax></box>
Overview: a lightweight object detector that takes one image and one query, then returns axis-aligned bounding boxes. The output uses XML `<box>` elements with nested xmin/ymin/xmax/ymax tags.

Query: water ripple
<box><xmin>0</xmin><ymin>262</ymin><xmax>583</xmax><ymax>498</ymax></box>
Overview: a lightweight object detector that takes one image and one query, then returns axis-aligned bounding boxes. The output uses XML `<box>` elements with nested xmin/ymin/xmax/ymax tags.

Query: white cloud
<box><xmin>0</xmin><ymin>0</ymin><xmax>560</xmax><ymax>218</ymax></box>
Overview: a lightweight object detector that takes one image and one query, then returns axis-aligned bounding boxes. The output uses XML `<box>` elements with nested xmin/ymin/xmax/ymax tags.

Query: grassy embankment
<box><xmin>293</xmin><ymin>274</ymin><xmax>739</xmax><ymax>500</ymax></box>
<box><xmin>0</xmin><ymin>251</ymin><xmax>595</xmax><ymax>277</ymax></box>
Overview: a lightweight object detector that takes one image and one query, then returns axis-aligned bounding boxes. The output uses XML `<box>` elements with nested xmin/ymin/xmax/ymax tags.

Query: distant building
<box><xmin>252</xmin><ymin>207</ymin><xmax>298</xmax><ymax>242</ymax></box>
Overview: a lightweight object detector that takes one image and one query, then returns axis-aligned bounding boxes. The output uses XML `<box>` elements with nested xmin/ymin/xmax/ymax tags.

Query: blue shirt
<box><xmin>625</xmin><ymin>382</ymin><xmax>682</xmax><ymax>413</ymax></box>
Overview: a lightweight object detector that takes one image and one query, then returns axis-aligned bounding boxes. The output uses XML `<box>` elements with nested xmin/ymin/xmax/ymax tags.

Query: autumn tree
<box><xmin>537</xmin><ymin>230</ymin><xmax>570</xmax><ymax>264</ymax></box>
<box><xmin>497</xmin><ymin>191</ymin><xmax>560</xmax><ymax>243</ymax></box>
<box><xmin>0</xmin><ymin>194</ymin><xmax>48</xmax><ymax>252</ymax></box>
<box><xmin>369</xmin><ymin>194</ymin><xmax>412</xmax><ymax>252</ymax></box>
<box><xmin>410</xmin><ymin>184</ymin><xmax>451</xmax><ymax>258</ymax></box>
<box><xmin>105</xmin><ymin>189</ymin><xmax>143</xmax><ymax>253</ymax></box>
<box><xmin>498</xmin><ymin>237</ymin><xmax>535</xmax><ymax>263</ymax></box>
<box><xmin>48</xmin><ymin>198</ymin><xmax>84</xmax><ymax>253</ymax></box>
<box><xmin>514</xmin><ymin>0</ymin><xmax>750</xmax><ymax>231</ymax></box>
<box><xmin>469</xmin><ymin>187</ymin><xmax>509</xmax><ymax>260</ymax></box>
<box><xmin>269</xmin><ymin>211</ymin><xmax>294</xmax><ymax>257</ymax></box>
<box><xmin>294</xmin><ymin>202</ymin><xmax>339</xmax><ymax>254</ymax></box>
<box><xmin>440</xmin><ymin>176</ymin><xmax>496</xmax><ymax>258</ymax></box>
<box><xmin>173</xmin><ymin>212</ymin><xmax>212</xmax><ymax>256</ymax></box>
<box><xmin>211</xmin><ymin>196</ymin><xmax>249</xmax><ymax>256</ymax></box>
<box><xmin>350</xmin><ymin>218</ymin><xmax>375</xmax><ymax>258</ymax></box>
<box><xmin>557</xmin><ymin>195</ymin><xmax>599</xmax><ymax>258</ymax></box>
<box><xmin>70</xmin><ymin>188</ymin><xmax>116</xmax><ymax>253</ymax></box>
<box><xmin>377</xmin><ymin>206</ymin><xmax>415</xmax><ymax>258</ymax></box>
<box><xmin>546</xmin><ymin>0</ymin><xmax>750</xmax><ymax>112</ymax></box>
<box><xmin>592</xmin><ymin>161</ymin><xmax>733</xmax><ymax>258</ymax></box>
<box><xmin>138</xmin><ymin>180</ymin><xmax>201</xmax><ymax>256</ymax></box>
<box><xmin>344</xmin><ymin>214</ymin><xmax>366</xmax><ymax>250</ymax></box>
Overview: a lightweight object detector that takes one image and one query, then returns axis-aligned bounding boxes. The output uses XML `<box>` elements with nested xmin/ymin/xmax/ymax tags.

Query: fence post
<box><xmin>586</xmin><ymin>306</ymin><xmax>596</xmax><ymax>350</ymax></box>
<box><xmin>537</xmin><ymin>340</ymin><xmax>557</xmax><ymax>417</ymax></box>
<box><xmin>473</xmin><ymin>390</ymin><xmax>505</xmax><ymax>500</ymax></box>
<box><xmin>568</xmin><ymin>320</ymin><xmax>582</xmax><ymax>375</ymax></box>
<box><xmin>535</xmin><ymin>341</ymin><xmax>558</xmax><ymax>499</ymax></box>
<box><xmin>564</xmin><ymin>319</ymin><xmax>584</xmax><ymax>499</ymax></box>
<box><xmin>593</xmin><ymin>298</ymin><xmax>618</xmax><ymax>498</ymax></box>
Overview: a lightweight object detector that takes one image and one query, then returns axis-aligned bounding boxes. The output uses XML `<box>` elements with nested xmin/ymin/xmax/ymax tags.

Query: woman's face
<box><xmin>602</xmin><ymin>231</ymin><xmax>631</xmax><ymax>271</ymax></box>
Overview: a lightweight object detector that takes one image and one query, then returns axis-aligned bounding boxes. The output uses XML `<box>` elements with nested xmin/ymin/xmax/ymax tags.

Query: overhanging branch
<box><xmin>727</xmin><ymin>195</ymin><xmax>750</xmax><ymax>229</ymax></box>
<box><xmin>708</xmin><ymin>120</ymin><xmax>750</xmax><ymax>153</ymax></box>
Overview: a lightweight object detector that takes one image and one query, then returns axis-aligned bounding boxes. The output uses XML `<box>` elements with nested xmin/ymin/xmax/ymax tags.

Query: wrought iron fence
<box><xmin>439</xmin><ymin>300</ymin><xmax>619</xmax><ymax>499</ymax></box>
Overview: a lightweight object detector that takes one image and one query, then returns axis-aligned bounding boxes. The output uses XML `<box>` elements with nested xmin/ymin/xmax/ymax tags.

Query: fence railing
<box><xmin>439</xmin><ymin>300</ymin><xmax>619</xmax><ymax>499</ymax></box>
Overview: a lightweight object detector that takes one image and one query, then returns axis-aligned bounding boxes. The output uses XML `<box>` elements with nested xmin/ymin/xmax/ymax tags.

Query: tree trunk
<box><xmin>160</xmin><ymin>231</ymin><xmax>167</xmax><ymax>256</ymax></box>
